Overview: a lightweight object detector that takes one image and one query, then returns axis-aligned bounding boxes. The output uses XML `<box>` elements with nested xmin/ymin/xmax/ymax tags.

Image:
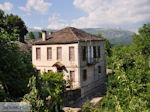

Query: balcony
<box><xmin>87</xmin><ymin>58</ymin><xmax>99</xmax><ymax>65</ymax></box>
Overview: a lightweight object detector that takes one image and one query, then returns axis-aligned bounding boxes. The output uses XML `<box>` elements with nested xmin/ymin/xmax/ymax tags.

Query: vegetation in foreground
<box><xmin>81</xmin><ymin>23</ymin><xmax>150</xmax><ymax>112</ymax></box>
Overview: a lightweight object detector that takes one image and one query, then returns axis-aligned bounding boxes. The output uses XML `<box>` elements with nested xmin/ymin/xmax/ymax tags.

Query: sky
<box><xmin>0</xmin><ymin>0</ymin><xmax>150</xmax><ymax>32</ymax></box>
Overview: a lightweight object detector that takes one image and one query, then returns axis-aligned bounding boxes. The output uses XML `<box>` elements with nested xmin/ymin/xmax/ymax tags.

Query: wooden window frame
<box><xmin>83</xmin><ymin>69</ymin><xmax>87</xmax><ymax>81</ymax></box>
<box><xmin>48</xmin><ymin>70</ymin><xmax>52</xmax><ymax>72</ymax></box>
<box><xmin>70</xmin><ymin>71</ymin><xmax>75</xmax><ymax>82</ymax></box>
<box><xmin>82</xmin><ymin>46</ymin><xmax>86</xmax><ymax>61</ymax></box>
<box><xmin>57</xmin><ymin>47</ymin><xmax>62</xmax><ymax>60</ymax></box>
<box><xmin>98</xmin><ymin>46</ymin><xmax>101</xmax><ymax>58</ymax></box>
<box><xmin>69</xmin><ymin>46</ymin><xmax>75</xmax><ymax>61</ymax></box>
<box><xmin>93</xmin><ymin>46</ymin><xmax>97</xmax><ymax>58</ymax></box>
<box><xmin>98</xmin><ymin>66</ymin><xmax>101</xmax><ymax>73</ymax></box>
<box><xmin>47</xmin><ymin>47</ymin><xmax>52</xmax><ymax>60</ymax></box>
<box><xmin>36</xmin><ymin>47</ymin><xmax>41</xmax><ymax>60</ymax></box>
<box><xmin>37</xmin><ymin>69</ymin><xmax>41</xmax><ymax>73</ymax></box>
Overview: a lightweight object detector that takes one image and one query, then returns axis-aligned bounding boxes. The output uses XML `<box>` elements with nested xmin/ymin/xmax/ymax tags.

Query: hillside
<box><xmin>28</xmin><ymin>28</ymin><xmax>134</xmax><ymax>46</ymax></box>
<box><xmin>83</xmin><ymin>28</ymin><xmax>134</xmax><ymax>45</ymax></box>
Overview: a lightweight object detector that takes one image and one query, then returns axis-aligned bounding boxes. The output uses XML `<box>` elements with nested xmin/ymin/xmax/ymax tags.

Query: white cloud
<box><xmin>47</xmin><ymin>13</ymin><xmax>69</xmax><ymax>29</ymax></box>
<box><xmin>19</xmin><ymin>0</ymin><xmax>52</xmax><ymax>14</ymax></box>
<box><xmin>34</xmin><ymin>26</ymin><xmax>42</xmax><ymax>30</ymax></box>
<box><xmin>0</xmin><ymin>2</ymin><xmax>13</xmax><ymax>11</ymax></box>
<box><xmin>72</xmin><ymin>0</ymin><xmax>150</xmax><ymax>29</ymax></box>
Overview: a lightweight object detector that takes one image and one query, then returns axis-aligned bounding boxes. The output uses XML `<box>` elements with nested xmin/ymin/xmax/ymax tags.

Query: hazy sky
<box><xmin>0</xmin><ymin>0</ymin><xmax>150</xmax><ymax>32</ymax></box>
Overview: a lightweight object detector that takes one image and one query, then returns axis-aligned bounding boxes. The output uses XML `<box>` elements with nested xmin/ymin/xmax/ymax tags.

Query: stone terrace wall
<box><xmin>63</xmin><ymin>88</ymin><xmax>81</xmax><ymax>106</ymax></box>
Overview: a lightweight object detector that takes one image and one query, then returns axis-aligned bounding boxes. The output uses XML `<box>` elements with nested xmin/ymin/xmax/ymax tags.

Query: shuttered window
<box><xmin>70</xmin><ymin>71</ymin><xmax>75</xmax><ymax>82</ymax></box>
<box><xmin>83</xmin><ymin>69</ymin><xmax>87</xmax><ymax>81</ymax></box>
<box><xmin>98</xmin><ymin>66</ymin><xmax>101</xmax><ymax>73</ymax></box>
<box><xmin>93</xmin><ymin>46</ymin><xmax>96</xmax><ymax>58</ymax></box>
<box><xmin>98</xmin><ymin>46</ymin><xmax>101</xmax><ymax>58</ymax></box>
<box><xmin>82</xmin><ymin>46</ymin><xmax>86</xmax><ymax>61</ymax></box>
<box><xmin>36</xmin><ymin>48</ymin><xmax>41</xmax><ymax>60</ymax></box>
<box><xmin>57</xmin><ymin>47</ymin><xmax>62</xmax><ymax>60</ymax></box>
<box><xmin>37</xmin><ymin>69</ymin><xmax>41</xmax><ymax>73</ymax></box>
<box><xmin>48</xmin><ymin>70</ymin><xmax>52</xmax><ymax>72</ymax></box>
<box><xmin>69</xmin><ymin>47</ymin><xmax>75</xmax><ymax>61</ymax></box>
<box><xmin>47</xmin><ymin>47</ymin><xmax>52</xmax><ymax>60</ymax></box>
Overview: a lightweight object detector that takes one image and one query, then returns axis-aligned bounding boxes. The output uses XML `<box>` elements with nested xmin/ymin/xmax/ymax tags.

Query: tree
<box><xmin>28</xmin><ymin>32</ymin><xmax>35</xmax><ymax>39</ymax></box>
<box><xmin>0</xmin><ymin>30</ymin><xmax>36</xmax><ymax>99</ymax></box>
<box><xmin>132</xmin><ymin>23</ymin><xmax>150</xmax><ymax>56</ymax></box>
<box><xmin>23</xmin><ymin>72</ymin><xmax>65</xmax><ymax>111</ymax></box>
<box><xmin>38</xmin><ymin>32</ymin><xmax>42</xmax><ymax>38</ymax></box>
<box><xmin>0</xmin><ymin>10</ymin><xmax>5</xmax><ymax>31</ymax></box>
<box><xmin>0</xmin><ymin>9</ymin><xmax>28</xmax><ymax>42</ymax></box>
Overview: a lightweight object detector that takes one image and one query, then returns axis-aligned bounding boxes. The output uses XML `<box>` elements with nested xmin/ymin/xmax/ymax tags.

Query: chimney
<box><xmin>42</xmin><ymin>30</ymin><xmax>47</xmax><ymax>41</ymax></box>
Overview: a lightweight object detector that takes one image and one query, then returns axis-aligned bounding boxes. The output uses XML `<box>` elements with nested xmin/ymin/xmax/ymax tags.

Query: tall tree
<box><xmin>4</xmin><ymin>14</ymin><xmax>28</xmax><ymax>42</ymax></box>
<box><xmin>0</xmin><ymin>30</ymin><xmax>36</xmax><ymax>99</ymax></box>
<box><xmin>132</xmin><ymin>23</ymin><xmax>150</xmax><ymax>56</ymax></box>
<box><xmin>0</xmin><ymin>10</ymin><xmax>5</xmax><ymax>31</ymax></box>
<box><xmin>38</xmin><ymin>32</ymin><xmax>42</xmax><ymax>38</ymax></box>
<box><xmin>28</xmin><ymin>31</ymin><xmax>35</xmax><ymax>39</ymax></box>
<box><xmin>0</xmin><ymin>9</ymin><xmax>28</xmax><ymax>42</ymax></box>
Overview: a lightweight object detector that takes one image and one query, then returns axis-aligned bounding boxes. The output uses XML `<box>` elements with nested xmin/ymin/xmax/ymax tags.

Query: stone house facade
<box><xmin>32</xmin><ymin>27</ymin><xmax>107</xmax><ymax>97</ymax></box>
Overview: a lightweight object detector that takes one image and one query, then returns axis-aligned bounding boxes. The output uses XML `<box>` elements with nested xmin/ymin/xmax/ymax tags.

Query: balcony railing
<box><xmin>87</xmin><ymin>58</ymin><xmax>99</xmax><ymax>65</ymax></box>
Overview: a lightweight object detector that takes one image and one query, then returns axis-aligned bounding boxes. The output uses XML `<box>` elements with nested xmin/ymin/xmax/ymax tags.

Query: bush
<box><xmin>23</xmin><ymin>72</ymin><xmax>65</xmax><ymax>112</ymax></box>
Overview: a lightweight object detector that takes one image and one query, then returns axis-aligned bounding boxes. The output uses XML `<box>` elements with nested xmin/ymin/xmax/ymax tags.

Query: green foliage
<box><xmin>38</xmin><ymin>32</ymin><xmax>42</xmax><ymax>38</ymax></box>
<box><xmin>132</xmin><ymin>23</ymin><xmax>150</xmax><ymax>56</ymax></box>
<box><xmin>0</xmin><ymin>10</ymin><xmax>5</xmax><ymax>30</ymax></box>
<box><xmin>0</xmin><ymin>9</ymin><xmax>28</xmax><ymax>42</ymax></box>
<box><xmin>23</xmin><ymin>76</ymin><xmax>44</xmax><ymax>112</ymax></box>
<box><xmin>28</xmin><ymin>32</ymin><xmax>35</xmax><ymax>39</ymax></box>
<box><xmin>97</xmin><ymin>33</ymin><xmax>103</xmax><ymax>38</ymax></box>
<box><xmin>23</xmin><ymin>72</ymin><xmax>65</xmax><ymax>112</ymax></box>
<box><xmin>0</xmin><ymin>30</ymin><xmax>36</xmax><ymax>100</ymax></box>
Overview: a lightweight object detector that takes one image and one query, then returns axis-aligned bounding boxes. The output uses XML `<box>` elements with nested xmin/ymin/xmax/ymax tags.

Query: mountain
<box><xmin>27</xmin><ymin>28</ymin><xmax>134</xmax><ymax>46</ymax></box>
<box><xmin>83</xmin><ymin>28</ymin><xmax>134</xmax><ymax>46</ymax></box>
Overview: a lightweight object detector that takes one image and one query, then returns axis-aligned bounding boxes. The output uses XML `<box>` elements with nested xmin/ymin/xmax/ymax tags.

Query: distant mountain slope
<box><xmin>83</xmin><ymin>28</ymin><xmax>134</xmax><ymax>45</ymax></box>
<box><xmin>28</xmin><ymin>28</ymin><xmax>134</xmax><ymax>46</ymax></box>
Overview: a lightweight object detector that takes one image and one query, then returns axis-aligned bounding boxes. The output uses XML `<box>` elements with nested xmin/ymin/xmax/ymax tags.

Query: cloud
<box><xmin>0</xmin><ymin>2</ymin><xmax>13</xmax><ymax>11</ymax></box>
<box><xmin>72</xmin><ymin>0</ymin><xmax>150</xmax><ymax>29</ymax></box>
<box><xmin>47</xmin><ymin>13</ymin><xmax>69</xmax><ymax>29</ymax></box>
<box><xmin>19</xmin><ymin>0</ymin><xmax>52</xmax><ymax>14</ymax></box>
<box><xmin>34</xmin><ymin>26</ymin><xmax>42</xmax><ymax>30</ymax></box>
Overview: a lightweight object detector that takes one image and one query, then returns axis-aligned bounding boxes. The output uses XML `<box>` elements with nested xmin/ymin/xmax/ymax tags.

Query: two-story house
<box><xmin>32</xmin><ymin>27</ymin><xmax>107</xmax><ymax>97</ymax></box>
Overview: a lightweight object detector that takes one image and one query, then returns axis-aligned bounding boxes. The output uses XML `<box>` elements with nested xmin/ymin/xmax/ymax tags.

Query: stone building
<box><xmin>32</xmin><ymin>27</ymin><xmax>107</xmax><ymax>97</ymax></box>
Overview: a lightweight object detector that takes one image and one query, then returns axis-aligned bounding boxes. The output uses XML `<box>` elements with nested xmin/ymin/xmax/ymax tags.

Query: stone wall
<box><xmin>63</xmin><ymin>88</ymin><xmax>81</xmax><ymax>106</ymax></box>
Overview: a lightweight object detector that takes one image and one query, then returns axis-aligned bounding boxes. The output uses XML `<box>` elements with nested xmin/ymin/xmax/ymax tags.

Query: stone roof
<box><xmin>11</xmin><ymin>38</ymin><xmax>42</xmax><ymax>51</ymax></box>
<box><xmin>34</xmin><ymin>27</ymin><xmax>105</xmax><ymax>45</ymax></box>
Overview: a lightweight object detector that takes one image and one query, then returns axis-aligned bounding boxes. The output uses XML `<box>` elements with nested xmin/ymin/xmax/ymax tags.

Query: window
<box><xmin>37</xmin><ymin>69</ymin><xmax>40</xmax><ymax>73</ymax></box>
<box><xmin>69</xmin><ymin>47</ymin><xmax>75</xmax><ymax>61</ymax></box>
<box><xmin>82</xmin><ymin>46</ymin><xmax>86</xmax><ymax>61</ymax></box>
<box><xmin>70</xmin><ymin>71</ymin><xmax>75</xmax><ymax>82</ymax></box>
<box><xmin>36</xmin><ymin>48</ymin><xmax>41</xmax><ymax>60</ymax></box>
<box><xmin>57</xmin><ymin>67</ymin><xmax>63</xmax><ymax>73</ymax></box>
<box><xmin>98</xmin><ymin>46</ymin><xmax>101</xmax><ymax>58</ymax></box>
<box><xmin>93</xmin><ymin>46</ymin><xmax>97</xmax><ymax>58</ymax></box>
<box><xmin>57</xmin><ymin>47</ymin><xmax>62</xmax><ymax>60</ymax></box>
<box><xmin>83</xmin><ymin>69</ymin><xmax>87</xmax><ymax>81</ymax></box>
<box><xmin>47</xmin><ymin>47</ymin><xmax>52</xmax><ymax>60</ymax></box>
<box><xmin>48</xmin><ymin>70</ymin><xmax>51</xmax><ymax>72</ymax></box>
<box><xmin>98</xmin><ymin>66</ymin><xmax>101</xmax><ymax>73</ymax></box>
